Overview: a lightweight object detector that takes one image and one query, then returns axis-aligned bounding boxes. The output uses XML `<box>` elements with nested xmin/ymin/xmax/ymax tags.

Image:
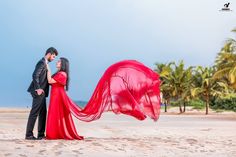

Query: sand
<box><xmin>0</xmin><ymin>107</ymin><xmax>236</xmax><ymax>157</ymax></box>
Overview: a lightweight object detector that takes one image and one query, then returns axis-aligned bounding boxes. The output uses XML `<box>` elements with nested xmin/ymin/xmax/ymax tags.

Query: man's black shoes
<box><xmin>25</xmin><ymin>136</ymin><xmax>37</xmax><ymax>140</ymax></box>
<box><xmin>37</xmin><ymin>136</ymin><xmax>46</xmax><ymax>140</ymax></box>
<box><xmin>25</xmin><ymin>135</ymin><xmax>45</xmax><ymax>140</ymax></box>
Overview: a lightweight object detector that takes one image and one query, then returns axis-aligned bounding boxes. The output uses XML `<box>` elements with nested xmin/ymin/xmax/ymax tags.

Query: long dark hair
<box><xmin>59</xmin><ymin>57</ymin><xmax>70</xmax><ymax>91</ymax></box>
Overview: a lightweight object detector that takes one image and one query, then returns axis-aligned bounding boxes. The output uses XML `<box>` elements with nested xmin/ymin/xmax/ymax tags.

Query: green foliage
<box><xmin>213</xmin><ymin>28</ymin><xmax>236</xmax><ymax>86</ymax></box>
<box><xmin>210</xmin><ymin>96</ymin><xmax>236</xmax><ymax>112</ymax></box>
<box><xmin>155</xmin><ymin>27</ymin><xmax>236</xmax><ymax>113</ymax></box>
<box><xmin>169</xmin><ymin>99</ymin><xmax>181</xmax><ymax>107</ymax></box>
<box><xmin>187</xmin><ymin>99</ymin><xmax>205</xmax><ymax>110</ymax></box>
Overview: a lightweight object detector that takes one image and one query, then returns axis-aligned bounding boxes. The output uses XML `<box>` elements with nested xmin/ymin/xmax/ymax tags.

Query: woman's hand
<box><xmin>47</xmin><ymin>63</ymin><xmax>56</xmax><ymax>84</ymax></box>
<box><xmin>47</xmin><ymin>64</ymin><xmax>52</xmax><ymax>82</ymax></box>
<box><xmin>46</xmin><ymin>63</ymin><xmax>51</xmax><ymax>72</ymax></box>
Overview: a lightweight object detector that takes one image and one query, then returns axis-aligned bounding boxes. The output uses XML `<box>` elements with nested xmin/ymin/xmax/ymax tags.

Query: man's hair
<box><xmin>45</xmin><ymin>47</ymin><xmax>58</xmax><ymax>56</ymax></box>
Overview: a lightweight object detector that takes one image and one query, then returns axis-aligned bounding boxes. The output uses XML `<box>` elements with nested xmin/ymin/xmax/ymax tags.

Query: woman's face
<box><xmin>56</xmin><ymin>59</ymin><xmax>61</xmax><ymax>70</ymax></box>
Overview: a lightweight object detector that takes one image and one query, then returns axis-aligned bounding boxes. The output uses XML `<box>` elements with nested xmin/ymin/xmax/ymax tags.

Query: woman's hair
<box><xmin>59</xmin><ymin>57</ymin><xmax>70</xmax><ymax>91</ymax></box>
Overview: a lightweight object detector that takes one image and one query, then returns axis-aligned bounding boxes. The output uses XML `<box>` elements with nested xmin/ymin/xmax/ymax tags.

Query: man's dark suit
<box><xmin>26</xmin><ymin>58</ymin><xmax>49</xmax><ymax>138</ymax></box>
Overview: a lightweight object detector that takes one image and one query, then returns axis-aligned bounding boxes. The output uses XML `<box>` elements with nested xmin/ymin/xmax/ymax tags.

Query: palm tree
<box><xmin>169</xmin><ymin>61</ymin><xmax>195</xmax><ymax>113</ymax></box>
<box><xmin>180</xmin><ymin>67</ymin><xmax>194</xmax><ymax>112</ymax></box>
<box><xmin>154</xmin><ymin>62</ymin><xmax>174</xmax><ymax>112</ymax></box>
<box><xmin>213</xmin><ymin>28</ymin><xmax>236</xmax><ymax>89</ymax></box>
<box><xmin>191</xmin><ymin>66</ymin><xmax>221</xmax><ymax>114</ymax></box>
<box><xmin>156</xmin><ymin>61</ymin><xmax>193</xmax><ymax>113</ymax></box>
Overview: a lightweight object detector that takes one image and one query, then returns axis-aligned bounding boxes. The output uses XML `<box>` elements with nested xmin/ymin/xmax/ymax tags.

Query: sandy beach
<box><xmin>0</xmin><ymin>107</ymin><xmax>236</xmax><ymax>157</ymax></box>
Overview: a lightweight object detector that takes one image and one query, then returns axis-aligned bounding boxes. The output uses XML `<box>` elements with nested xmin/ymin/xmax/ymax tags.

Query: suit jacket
<box><xmin>27</xmin><ymin>58</ymin><xmax>49</xmax><ymax>97</ymax></box>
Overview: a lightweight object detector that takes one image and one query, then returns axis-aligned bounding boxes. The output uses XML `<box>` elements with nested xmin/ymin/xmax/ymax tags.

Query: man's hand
<box><xmin>36</xmin><ymin>89</ymin><xmax>44</xmax><ymax>95</ymax></box>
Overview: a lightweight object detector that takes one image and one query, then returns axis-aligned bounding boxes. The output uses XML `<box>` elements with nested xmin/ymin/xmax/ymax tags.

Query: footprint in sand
<box><xmin>38</xmin><ymin>150</ymin><xmax>46</xmax><ymax>155</ymax></box>
<box><xmin>125</xmin><ymin>138</ymin><xmax>136</xmax><ymax>142</ymax></box>
<box><xmin>104</xmin><ymin>147</ymin><xmax>114</xmax><ymax>151</ymax></box>
<box><xmin>177</xmin><ymin>146</ymin><xmax>188</xmax><ymax>150</ymax></box>
<box><xmin>92</xmin><ymin>142</ymin><xmax>103</xmax><ymax>147</ymax></box>
<box><xmin>4</xmin><ymin>153</ymin><xmax>11</xmax><ymax>156</ymax></box>
<box><xmin>15</xmin><ymin>140</ymin><xmax>25</xmax><ymax>144</ymax></box>
<box><xmin>186</xmin><ymin>138</ymin><xmax>198</xmax><ymax>145</ymax></box>
<box><xmin>72</xmin><ymin>150</ymin><xmax>83</xmax><ymax>154</ymax></box>
<box><xmin>117</xmin><ymin>148</ymin><xmax>125</xmax><ymax>152</ymax></box>
<box><xmin>106</xmin><ymin>146</ymin><xmax>119</xmax><ymax>152</ymax></box>
<box><xmin>201</xmin><ymin>128</ymin><xmax>212</xmax><ymax>131</ymax></box>
<box><xmin>52</xmin><ymin>142</ymin><xmax>66</xmax><ymax>150</ymax></box>
<box><xmin>85</xmin><ymin>139</ymin><xmax>93</xmax><ymax>142</ymax></box>
<box><xmin>55</xmin><ymin>151</ymin><xmax>62</xmax><ymax>156</ymax></box>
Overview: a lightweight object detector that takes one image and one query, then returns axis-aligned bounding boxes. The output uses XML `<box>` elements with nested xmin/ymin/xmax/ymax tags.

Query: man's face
<box><xmin>48</xmin><ymin>54</ymin><xmax>56</xmax><ymax>62</ymax></box>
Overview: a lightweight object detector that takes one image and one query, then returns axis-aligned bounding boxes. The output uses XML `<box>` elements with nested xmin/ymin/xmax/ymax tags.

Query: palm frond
<box><xmin>231</xmin><ymin>28</ymin><xmax>236</xmax><ymax>32</ymax></box>
<box><xmin>213</xmin><ymin>67</ymin><xmax>231</xmax><ymax>79</ymax></box>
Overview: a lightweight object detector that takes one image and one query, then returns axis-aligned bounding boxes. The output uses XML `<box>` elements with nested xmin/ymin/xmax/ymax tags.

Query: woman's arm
<box><xmin>47</xmin><ymin>64</ymin><xmax>57</xmax><ymax>84</ymax></box>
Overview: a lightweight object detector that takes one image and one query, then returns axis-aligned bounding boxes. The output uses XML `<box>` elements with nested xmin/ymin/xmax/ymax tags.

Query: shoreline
<box><xmin>0</xmin><ymin>107</ymin><xmax>235</xmax><ymax>122</ymax></box>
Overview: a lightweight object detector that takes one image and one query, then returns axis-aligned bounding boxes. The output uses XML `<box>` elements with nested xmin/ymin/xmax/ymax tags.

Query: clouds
<box><xmin>0</xmin><ymin>0</ymin><xmax>235</xmax><ymax>105</ymax></box>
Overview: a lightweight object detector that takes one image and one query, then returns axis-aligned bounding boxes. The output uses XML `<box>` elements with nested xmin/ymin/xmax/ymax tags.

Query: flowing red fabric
<box><xmin>46</xmin><ymin>60</ymin><xmax>161</xmax><ymax>139</ymax></box>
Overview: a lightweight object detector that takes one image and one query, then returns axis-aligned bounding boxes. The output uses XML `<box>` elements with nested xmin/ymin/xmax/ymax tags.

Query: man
<box><xmin>25</xmin><ymin>47</ymin><xmax>58</xmax><ymax>140</ymax></box>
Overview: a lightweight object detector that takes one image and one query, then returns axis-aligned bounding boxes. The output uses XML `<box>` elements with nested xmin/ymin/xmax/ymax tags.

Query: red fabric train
<box><xmin>46</xmin><ymin>60</ymin><xmax>161</xmax><ymax>139</ymax></box>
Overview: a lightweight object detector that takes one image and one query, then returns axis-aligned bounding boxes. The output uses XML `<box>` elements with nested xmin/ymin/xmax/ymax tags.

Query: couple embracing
<box><xmin>26</xmin><ymin>47</ymin><xmax>161</xmax><ymax>140</ymax></box>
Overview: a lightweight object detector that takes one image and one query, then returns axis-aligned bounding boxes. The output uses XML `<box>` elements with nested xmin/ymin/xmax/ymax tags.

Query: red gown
<box><xmin>46</xmin><ymin>71</ymin><xmax>84</xmax><ymax>140</ymax></box>
<box><xmin>46</xmin><ymin>60</ymin><xmax>161</xmax><ymax>140</ymax></box>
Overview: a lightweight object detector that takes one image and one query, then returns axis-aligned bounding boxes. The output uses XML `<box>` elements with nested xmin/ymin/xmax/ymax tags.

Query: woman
<box><xmin>46</xmin><ymin>58</ymin><xmax>83</xmax><ymax>140</ymax></box>
<box><xmin>46</xmin><ymin>58</ymin><xmax>161</xmax><ymax>140</ymax></box>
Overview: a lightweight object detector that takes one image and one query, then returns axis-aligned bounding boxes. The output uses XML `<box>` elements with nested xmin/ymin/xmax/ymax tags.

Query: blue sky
<box><xmin>0</xmin><ymin>0</ymin><xmax>235</xmax><ymax>106</ymax></box>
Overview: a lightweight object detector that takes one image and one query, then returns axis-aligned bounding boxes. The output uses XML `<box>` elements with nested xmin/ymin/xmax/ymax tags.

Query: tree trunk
<box><xmin>166</xmin><ymin>99</ymin><xmax>170</xmax><ymax>112</ymax></box>
<box><xmin>206</xmin><ymin>95</ymin><xmax>209</xmax><ymax>115</ymax></box>
<box><xmin>179</xmin><ymin>103</ymin><xmax>183</xmax><ymax>113</ymax></box>
<box><xmin>183</xmin><ymin>101</ymin><xmax>186</xmax><ymax>113</ymax></box>
<box><xmin>164</xmin><ymin>102</ymin><xmax>167</xmax><ymax>112</ymax></box>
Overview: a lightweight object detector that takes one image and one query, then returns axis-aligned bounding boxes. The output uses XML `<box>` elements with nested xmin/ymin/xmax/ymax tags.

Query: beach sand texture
<box><xmin>0</xmin><ymin>108</ymin><xmax>236</xmax><ymax>157</ymax></box>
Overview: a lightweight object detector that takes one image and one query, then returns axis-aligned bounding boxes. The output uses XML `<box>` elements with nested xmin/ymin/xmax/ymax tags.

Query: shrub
<box><xmin>210</xmin><ymin>97</ymin><xmax>236</xmax><ymax>112</ymax></box>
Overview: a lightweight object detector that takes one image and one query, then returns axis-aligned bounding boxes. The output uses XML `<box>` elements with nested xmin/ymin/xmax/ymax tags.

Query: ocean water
<box><xmin>0</xmin><ymin>100</ymin><xmax>88</xmax><ymax>108</ymax></box>
<box><xmin>74</xmin><ymin>100</ymin><xmax>88</xmax><ymax>108</ymax></box>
